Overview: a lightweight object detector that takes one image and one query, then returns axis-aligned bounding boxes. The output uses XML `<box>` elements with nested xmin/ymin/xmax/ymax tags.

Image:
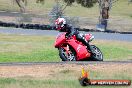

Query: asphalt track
<box><xmin>0</xmin><ymin>61</ymin><xmax>132</xmax><ymax>66</ymax></box>
<box><xmin>0</xmin><ymin>27</ymin><xmax>132</xmax><ymax>42</ymax></box>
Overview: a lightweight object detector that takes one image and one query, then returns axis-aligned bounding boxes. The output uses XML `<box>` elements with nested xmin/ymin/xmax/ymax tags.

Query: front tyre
<box><xmin>90</xmin><ymin>45</ymin><xmax>103</xmax><ymax>61</ymax></box>
<box><xmin>59</xmin><ymin>47</ymin><xmax>76</xmax><ymax>61</ymax></box>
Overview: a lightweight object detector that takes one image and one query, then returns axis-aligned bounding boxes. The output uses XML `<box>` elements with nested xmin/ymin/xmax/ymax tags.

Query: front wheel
<box><xmin>90</xmin><ymin>45</ymin><xmax>103</xmax><ymax>61</ymax></box>
<box><xmin>59</xmin><ymin>47</ymin><xmax>76</xmax><ymax>61</ymax></box>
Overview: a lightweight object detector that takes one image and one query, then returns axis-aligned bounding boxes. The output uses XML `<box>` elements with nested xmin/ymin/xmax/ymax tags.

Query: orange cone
<box><xmin>81</xmin><ymin>67</ymin><xmax>88</xmax><ymax>78</ymax></box>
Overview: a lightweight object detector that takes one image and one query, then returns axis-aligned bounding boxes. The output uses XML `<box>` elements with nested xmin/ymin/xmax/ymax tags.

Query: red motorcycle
<box><xmin>54</xmin><ymin>32</ymin><xmax>103</xmax><ymax>61</ymax></box>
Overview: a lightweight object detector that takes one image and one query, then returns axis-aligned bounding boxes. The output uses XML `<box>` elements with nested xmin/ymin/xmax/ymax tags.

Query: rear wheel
<box><xmin>90</xmin><ymin>45</ymin><xmax>103</xmax><ymax>61</ymax></box>
<box><xmin>59</xmin><ymin>47</ymin><xmax>76</xmax><ymax>61</ymax></box>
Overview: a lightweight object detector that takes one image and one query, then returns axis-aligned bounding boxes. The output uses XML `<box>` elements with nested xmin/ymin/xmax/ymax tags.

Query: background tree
<box><xmin>63</xmin><ymin>0</ymin><xmax>97</xmax><ymax>7</ymax></box>
<box><xmin>63</xmin><ymin>0</ymin><xmax>110</xmax><ymax>30</ymax></box>
<box><xmin>36</xmin><ymin>0</ymin><xmax>45</xmax><ymax>4</ymax></box>
<box><xmin>14</xmin><ymin>0</ymin><xmax>27</xmax><ymax>12</ymax></box>
<box><xmin>15</xmin><ymin>0</ymin><xmax>45</xmax><ymax>12</ymax></box>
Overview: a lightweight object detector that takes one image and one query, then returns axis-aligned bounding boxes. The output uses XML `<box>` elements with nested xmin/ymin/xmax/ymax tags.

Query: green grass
<box><xmin>0</xmin><ymin>78</ymin><xmax>92</xmax><ymax>88</ymax></box>
<box><xmin>98</xmin><ymin>45</ymin><xmax>132</xmax><ymax>61</ymax></box>
<box><xmin>0</xmin><ymin>79</ymin><xmax>130</xmax><ymax>88</ymax></box>
<box><xmin>0</xmin><ymin>34</ymin><xmax>60</xmax><ymax>62</ymax></box>
<box><xmin>0</xmin><ymin>34</ymin><xmax>131</xmax><ymax>62</ymax></box>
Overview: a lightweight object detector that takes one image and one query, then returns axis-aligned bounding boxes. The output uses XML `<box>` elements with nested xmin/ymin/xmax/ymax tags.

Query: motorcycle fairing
<box><xmin>67</xmin><ymin>39</ymin><xmax>91</xmax><ymax>61</ymax></box>
<box><xmin>54</xmin><ymin>33</ymin><xmax>66</xmax><ymax>48</ymax></box>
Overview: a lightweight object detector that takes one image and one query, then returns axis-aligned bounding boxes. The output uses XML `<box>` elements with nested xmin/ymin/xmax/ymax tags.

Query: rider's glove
<box><xmin>65</xmin><ymin>34</ymin><xmax>72</xmax><ymax>39</ymax></box>
<box><xmin>68</xmin><ymin>34</ymin><xmax>72</xmax><ymax>37</ymax></box>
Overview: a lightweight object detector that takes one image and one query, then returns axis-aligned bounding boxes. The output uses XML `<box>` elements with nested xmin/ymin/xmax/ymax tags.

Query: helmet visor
<box><xmin>55</xmin><ymin>22</ymin><xmax>63</xmax><ymax>30</ymax></box>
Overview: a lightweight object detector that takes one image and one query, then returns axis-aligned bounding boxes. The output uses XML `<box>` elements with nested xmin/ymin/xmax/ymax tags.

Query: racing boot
<box><xmin>83</xmin><ymin>38</ymin><xmax>94</xmax><ymax>54</ymax></box>
<box><xmin>86</xmin><ymin>44</ymin><xmax>94</xmax><ymax>54</ymax></box>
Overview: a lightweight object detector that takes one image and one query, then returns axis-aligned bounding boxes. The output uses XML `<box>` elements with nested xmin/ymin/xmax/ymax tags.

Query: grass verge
<box><xmin>0</xmin><ymin>78</ymin><xmax>131</xmax><ymax>88</ymax></box>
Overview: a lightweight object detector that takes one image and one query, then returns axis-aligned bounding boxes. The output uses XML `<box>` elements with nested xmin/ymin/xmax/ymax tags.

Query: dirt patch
<box><xmin>0</xmin><ymin>63</ymin><xmax>131</xmax><ymax>80</ymax></box>
<box><xmin>0</xmin><ymin>16</ymin><xmax>49</xmax><ymax>24</ymax></box>
<box><xmin>0</xmin><ymin>16</ymin><xmax>17</xmax><ymax>23</ymax></box>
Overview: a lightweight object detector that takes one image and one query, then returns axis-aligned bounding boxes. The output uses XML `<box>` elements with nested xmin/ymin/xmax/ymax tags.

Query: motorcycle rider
<box><xmin>55</xmin><ymin>18</ymin><xmax>94</xmax><ymax>54</ymax></box>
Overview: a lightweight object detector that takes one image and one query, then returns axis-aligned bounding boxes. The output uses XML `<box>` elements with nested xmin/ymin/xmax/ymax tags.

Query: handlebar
<box><xmin>65</xmin><ymin>35</ymin><xmax>73</xmax><ymax>39</ymax></box>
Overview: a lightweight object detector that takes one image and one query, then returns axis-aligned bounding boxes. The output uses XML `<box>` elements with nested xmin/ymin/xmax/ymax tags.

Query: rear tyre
<box><xmin>90</xmin><ymin>45</ymin><xmax>103</xmax><ymax>61</ymax></box>
<box><xmin>59</xmin><ymin>47</ymin><xmax>76</xmax><ymax>61</ymax></box>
